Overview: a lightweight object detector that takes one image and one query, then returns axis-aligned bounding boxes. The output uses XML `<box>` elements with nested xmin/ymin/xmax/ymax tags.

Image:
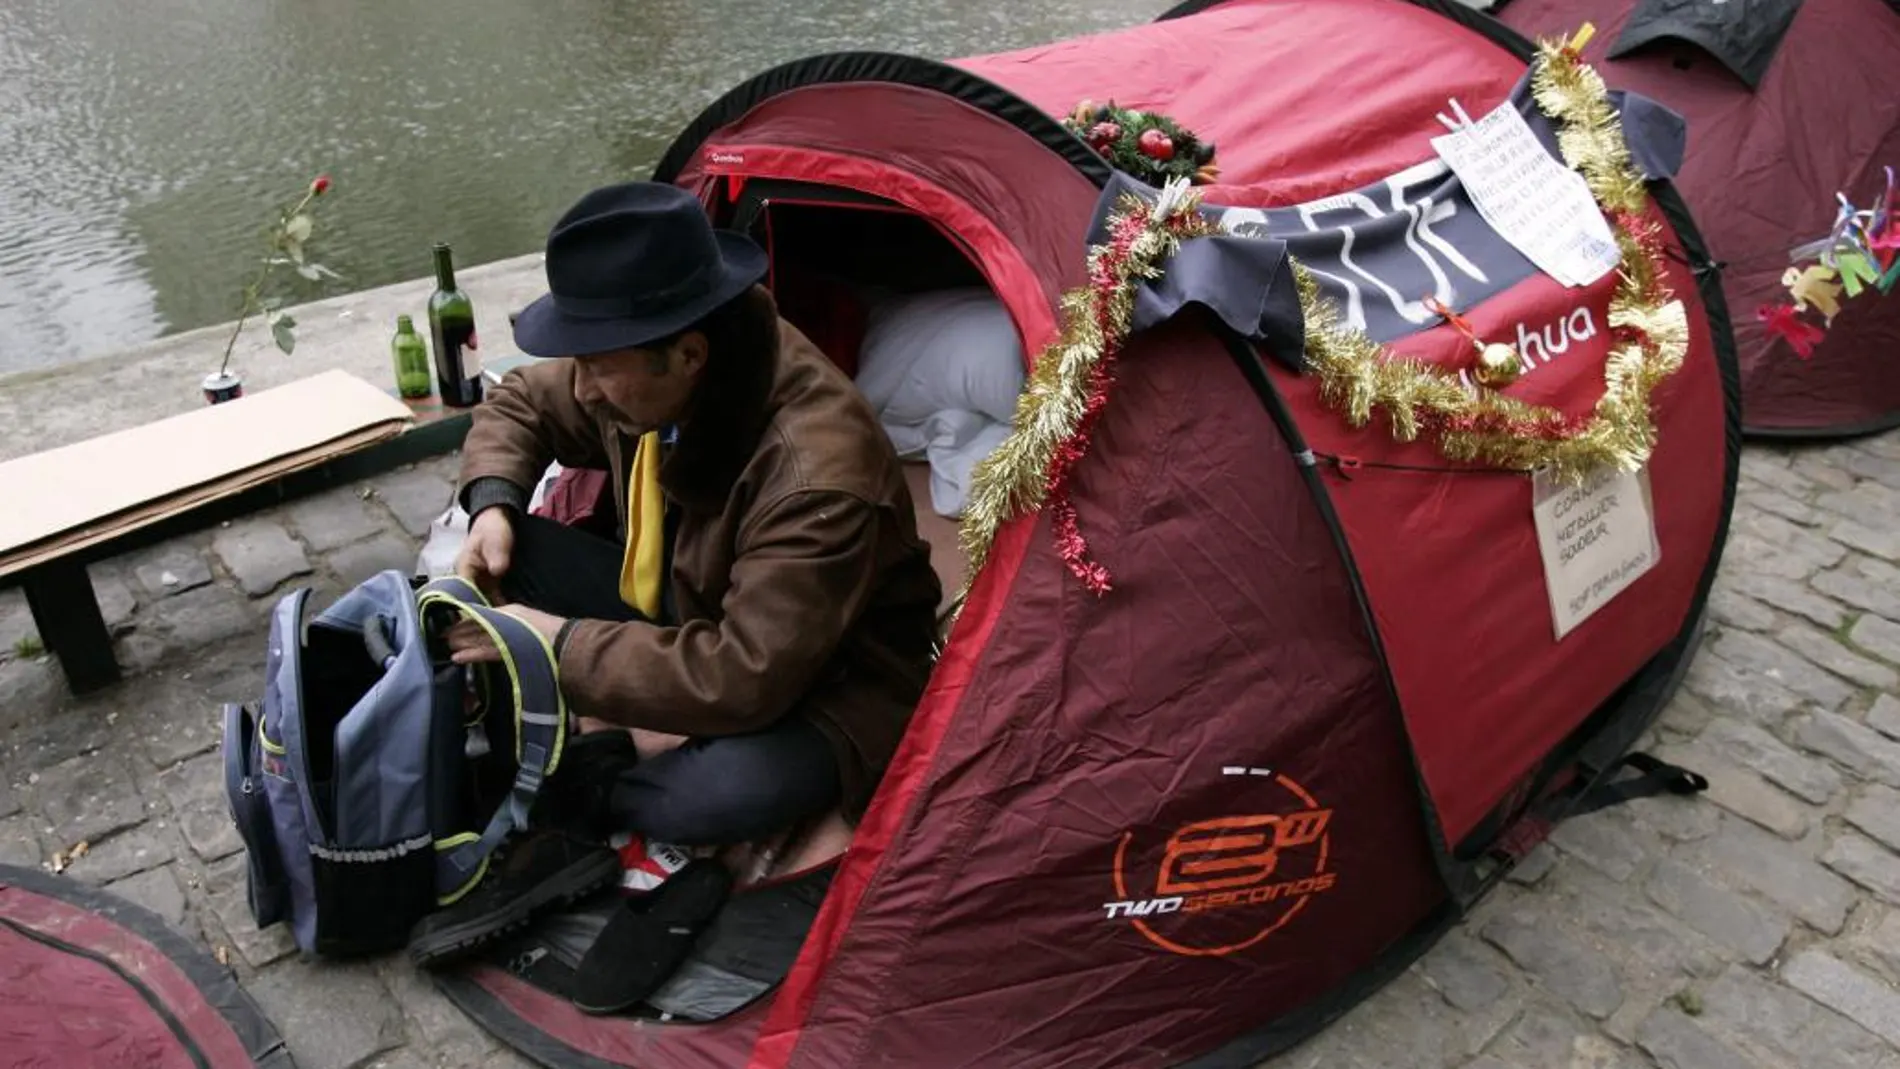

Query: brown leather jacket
<box><xmin>457</xmin><ymin>293</ymin><xmax>943</xmax><ymax>819</ymax></box>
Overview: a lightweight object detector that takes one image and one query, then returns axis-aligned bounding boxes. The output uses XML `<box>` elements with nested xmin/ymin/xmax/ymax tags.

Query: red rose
<box><xmin>310</xmin><ymin>175</ymin><xmax>332</xmax><ymax>196</ymax></box>
<box><xmin>1137</xmin><ymin>130</ymin><xmax>1174</xmax><ymax>161</ymax></box>
<box><xmin>1088</xmin><ymin>121</ymin><xmax>1122</xmax><ymax>148</ymax></box>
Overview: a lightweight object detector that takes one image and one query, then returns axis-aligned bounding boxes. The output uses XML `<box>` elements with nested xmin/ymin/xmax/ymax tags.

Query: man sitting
<box><xmin>407</xmin><ymin>181</ymin><xmax>943</xmax><ymax>975</ymax></box>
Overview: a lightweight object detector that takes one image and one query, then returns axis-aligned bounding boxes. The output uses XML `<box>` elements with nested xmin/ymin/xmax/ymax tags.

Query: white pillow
<box><xmin>923</xmin><ymin>410</ymin><xmax>1013</xmax><ymax>518</ymax></box>
<box><xmin>855</xmin><ymin>289</ymin><xmax>1026</xmax><ymax>428</ymax></box>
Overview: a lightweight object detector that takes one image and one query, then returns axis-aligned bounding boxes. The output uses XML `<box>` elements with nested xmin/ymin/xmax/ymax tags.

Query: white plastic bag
<box><xmin>416</xmin><ymin>504</ymin><xmax>469</xmax><ymax>579</ymax></box>
<box><xmin>528</xmin><ymin>461</ymin><xmax>564</xmax><ymax>513</ymax></box>
<box><xmin>416</xmin><ymin>461</ymin><xmax>564</xmax><ymax>578</ymax></box>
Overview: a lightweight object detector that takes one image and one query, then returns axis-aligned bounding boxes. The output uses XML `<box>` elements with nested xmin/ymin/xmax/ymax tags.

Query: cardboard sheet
<box><xmin>0</xmin><ymin>370</ymin><xmax>413</xmax><ymax>578</ymax></box>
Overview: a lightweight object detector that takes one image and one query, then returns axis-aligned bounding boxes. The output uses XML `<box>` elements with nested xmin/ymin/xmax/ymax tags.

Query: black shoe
<box><xmin>570</xmin><ymin>859</ymin><xmax>734</xmax><ymax>1016</ymax></box>
<box><xmin>408</xmin><ymin>829</ymin><xmax>621</xmax><ymax>970</ymax></box>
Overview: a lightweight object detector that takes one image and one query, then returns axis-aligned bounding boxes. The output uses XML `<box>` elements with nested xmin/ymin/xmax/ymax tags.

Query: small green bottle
<box><xmin>390</xmin><ymin>315</ymin><xmax>432</xmax><ymax>399</ymax></box>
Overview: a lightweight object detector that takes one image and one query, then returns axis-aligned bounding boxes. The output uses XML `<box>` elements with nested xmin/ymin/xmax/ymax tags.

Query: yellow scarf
<box><xmin>617</xmin><ymin>430</ymin><xmax>666</xmax><ymax>618</ymax></box>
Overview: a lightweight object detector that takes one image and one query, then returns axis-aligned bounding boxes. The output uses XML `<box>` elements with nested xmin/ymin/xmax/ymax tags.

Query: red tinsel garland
<box><xmin>1040</xmin><ymin>205</ymin><xmax>1159</xmax><ymax>593</ymax></box>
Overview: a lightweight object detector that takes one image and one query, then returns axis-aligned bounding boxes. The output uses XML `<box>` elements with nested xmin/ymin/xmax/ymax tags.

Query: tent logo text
<box><xmin>1104</xmin><ymin>774</ymin><xmax>1337</xmax><ymax>956</ymax></box>
<box><xmin>1516</xmin><ymin>306</ymin><xmax>1598</xmax><ymax>368</ymax></box>
<box><xmin>1456</xmin><ymin>305</ymin><xmax>1601</xmax><ymax>391</ymax></box>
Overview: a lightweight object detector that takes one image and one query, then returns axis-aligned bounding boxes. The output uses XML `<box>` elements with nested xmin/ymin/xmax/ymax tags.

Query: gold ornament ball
<box><xmin>1473</xmin><ymin>342</ymin><xmax>1525</xmax><ymax>388</ymax></box>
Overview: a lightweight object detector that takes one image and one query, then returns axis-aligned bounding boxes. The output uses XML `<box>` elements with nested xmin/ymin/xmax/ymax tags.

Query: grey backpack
<box><xmin>221</xmin><ymin>570</ymin><xmax>567</xmax><ymax>957</ymax></box>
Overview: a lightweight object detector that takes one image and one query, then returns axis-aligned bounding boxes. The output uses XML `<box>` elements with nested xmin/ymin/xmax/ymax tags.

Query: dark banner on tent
<box><xmin>1088</xmin><ymin>77</ymin><xmax>1684</xmax><ymax>350</ymax></box>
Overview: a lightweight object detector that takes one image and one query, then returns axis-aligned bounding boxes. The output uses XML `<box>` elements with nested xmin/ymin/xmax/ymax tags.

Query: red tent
<box><xmin>438</xmin><ymin>1</ymin><xmax>1738</xmax><ymax>1065</ymax></box>
<box><xmin>1495</xmin><ymin>0</ymin><xmax>1900</xmax><ymax>437</ymax></box>
<box><xmin>0</xmin><ymin>864</ymin><xmax>293</xmax><ymax>1068</ymax></box>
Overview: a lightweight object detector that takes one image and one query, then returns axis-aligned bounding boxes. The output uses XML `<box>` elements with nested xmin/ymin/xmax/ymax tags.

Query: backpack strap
<box><xmin>416</xmin><ymin>576</ymin><xmax>568</xmax><ymax>904</ymax></box>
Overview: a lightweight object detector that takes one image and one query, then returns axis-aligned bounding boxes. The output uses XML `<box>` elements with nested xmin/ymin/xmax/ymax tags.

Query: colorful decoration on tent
<box><xmin>1758</xmin><ymin>167</ymin><xmax>1899</xmax><ymax>359</ymax></box>
<box><xmin>1063</xmin><ymin>101</ymin><xmax>1221</xmax><ymax>186</ymax></box>
<box><xmin>1784</xmin><ymin>264</ymin><xmax>1845</xmax><ymax>323</ymax></box>
<box><xmin>1301</xmin><ymin>27</ymin><xmax>1689</xmax><ymax>485</ymax></box>
<box><xmin>958</xmin><ymin>28</ymin><xmax>1689</xmax><ymax>603</ymax></box>
<box><xmin>1758</xmin><ymin>303</ymin><xmax>1827</xmax><ymax>359</ymax></box>
<box><xmin>959</xmin><ymin>180</ymin><xmax>1218</xmax><ymax>597</ymax></box>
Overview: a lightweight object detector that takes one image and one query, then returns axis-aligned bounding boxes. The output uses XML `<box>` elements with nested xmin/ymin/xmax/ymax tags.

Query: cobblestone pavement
<box><xmin>3</xmin><ymin>433</ymin><xmax>1899</xmax><ymax>1069</ymax></box>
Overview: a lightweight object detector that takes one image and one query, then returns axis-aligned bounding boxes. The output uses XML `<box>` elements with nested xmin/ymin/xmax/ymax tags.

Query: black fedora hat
<box><xmin>511</xmin><ymin>182</ymin><xmax>768</xmax><ymax>358</ymax></box>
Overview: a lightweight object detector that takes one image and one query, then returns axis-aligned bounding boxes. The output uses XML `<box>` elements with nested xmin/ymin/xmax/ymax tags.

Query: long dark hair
<box><xmin>651</xmin><ymin>284</ymin><xmax>779</xmax><ymax>376</ymax></box>
<box><xmin>661</xmin><ymin>284</ymin><xmax>782</xmax><ymax>495</ymax></box>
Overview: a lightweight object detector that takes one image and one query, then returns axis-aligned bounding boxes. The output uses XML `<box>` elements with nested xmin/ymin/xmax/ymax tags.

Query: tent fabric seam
<box><xmin>1207</xmin><ymin>323</ymin><xmax>1464</xmax><ymax>903</ymax></box>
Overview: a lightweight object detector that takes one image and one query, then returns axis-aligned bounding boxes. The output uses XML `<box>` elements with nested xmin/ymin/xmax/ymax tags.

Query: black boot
<box><xmin>408</xmin><ymin>829</ymin><xmax>621</xmax><ymax>970</ymax></box>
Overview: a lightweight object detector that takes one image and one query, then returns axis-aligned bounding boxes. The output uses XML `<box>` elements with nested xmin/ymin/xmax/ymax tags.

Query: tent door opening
<box><xmin>721</xmin><ymin>180</ymin><xmax>1036</xmax><ymax>614</ymax></box>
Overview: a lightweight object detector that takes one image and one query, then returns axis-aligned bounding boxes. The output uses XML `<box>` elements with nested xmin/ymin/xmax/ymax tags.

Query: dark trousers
<box><xmin>500</xmin><ymin>512</ymin><xmax>841</xmax><ymax>846</ymax></box>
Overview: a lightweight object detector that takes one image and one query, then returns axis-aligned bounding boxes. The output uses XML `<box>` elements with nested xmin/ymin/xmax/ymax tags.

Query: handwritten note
<box><xmin>1532</xmin><ymin>465</ymin><xmax>1660</xmax><ymax>640</ymax></box>
<box><xmin>1431</xmin><ymin>102</ymin><xmax>1620</xmax><ymax>288</ymax></box>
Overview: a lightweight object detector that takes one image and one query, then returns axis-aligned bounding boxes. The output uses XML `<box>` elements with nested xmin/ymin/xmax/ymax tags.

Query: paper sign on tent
<box><xmin>1532</xmin><ymin>465</ymin><xmax>1661</xmax><ymax>640</ymax></box>
<box><xmin>1431</xmin><ymin>98</ymin><xmax>1621</xmax><ymax>288</ymax></box>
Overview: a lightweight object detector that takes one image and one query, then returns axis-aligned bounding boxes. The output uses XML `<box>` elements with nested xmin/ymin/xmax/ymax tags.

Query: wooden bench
<box><xmin>0</xmin><ymin>370</ymin><xmax>472</xmax><ymax>695</ymax></box>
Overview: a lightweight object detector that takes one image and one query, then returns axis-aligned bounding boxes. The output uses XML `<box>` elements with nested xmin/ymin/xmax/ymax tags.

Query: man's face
<box><xmin>571</xmin><ymin>332</ymin><xmax>708</xmax><ymax>436</ymax></box>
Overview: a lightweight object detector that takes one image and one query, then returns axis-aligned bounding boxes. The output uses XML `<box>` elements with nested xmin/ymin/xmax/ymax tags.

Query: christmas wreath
<box><xmin>1062</xmin><ymin>100</ymin><xmax>1221</xmax><ymax>186</ymax></box>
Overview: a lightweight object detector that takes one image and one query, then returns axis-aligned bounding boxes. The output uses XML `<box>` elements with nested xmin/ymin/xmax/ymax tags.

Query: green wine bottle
<box><xmin>428</xmin><ymin>243</ymin><xmax>482</xmax><ymax>407</ymax></box>
<box><xmin>390</xmin><ymin>315</ymin><xmax>432</xmax><ymax>399</ymax></box>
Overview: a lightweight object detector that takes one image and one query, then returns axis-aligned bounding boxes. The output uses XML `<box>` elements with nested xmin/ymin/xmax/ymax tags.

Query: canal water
<box><xmin>0</xmin><ymin>0</ymin><xmax>1165</xmax><ymax>375</ymax></box>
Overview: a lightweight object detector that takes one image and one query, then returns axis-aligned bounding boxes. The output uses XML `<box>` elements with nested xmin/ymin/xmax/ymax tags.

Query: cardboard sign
<box><xmin>1532</xmin><ymin>465</ymin><xmax>1661</xmax><ymax>639</ymax></box>
<box><xmin>0</xmin><ymin>370</ymin><xmax>413</xmax><ymax>578</ymax></box>
<box><xmin>1431</xmin><ymin>102</ymin><xmax>1621</xmax><ymax>288</ymax></box>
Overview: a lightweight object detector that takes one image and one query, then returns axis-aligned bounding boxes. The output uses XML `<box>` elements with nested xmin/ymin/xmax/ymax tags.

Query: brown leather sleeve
<box><xmin>555</xmin><ymin>488</ymin><xmax>885</xmax><ymax>736</ymax></box>
<box><xmin>457</xmin><ymin>361</ymin><xmax>610</xmax><ymax>494</ymax></box>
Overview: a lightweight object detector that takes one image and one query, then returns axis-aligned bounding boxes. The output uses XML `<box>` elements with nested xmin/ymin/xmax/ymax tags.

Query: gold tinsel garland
<box><xmin>957</xmin><ymin>189</ymin><xmax>1218</xmax><ymax>591</ymax></box>
<box><xmin>1302</xmin><ymin>34</ymin><xmax>1688</xmax><ymax>485</ymax></box>
<box><xmin>952</xmin><ymin>31</ymin><xmax>1689</xmax><ymax>607</ymax></box>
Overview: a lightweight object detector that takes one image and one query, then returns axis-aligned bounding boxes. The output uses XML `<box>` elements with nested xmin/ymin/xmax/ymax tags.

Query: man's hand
<box><xmin>456</xmin><ymin>508</ymin><xmax>516</xmax><ymax>599</ymax></box>
<box><xmin>446</xmin><ymin>605</ymin><xmax>569</xmax><ymax>665</ymax></box>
